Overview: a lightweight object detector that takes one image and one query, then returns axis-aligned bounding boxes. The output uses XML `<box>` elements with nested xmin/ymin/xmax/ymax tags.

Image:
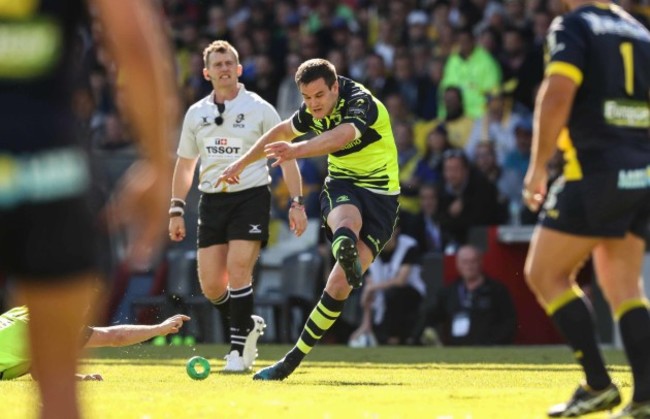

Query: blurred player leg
<box><xmin>18</xmin><ymin>275</ymin><xmax>96</xmax><ymax>419</ymax></box>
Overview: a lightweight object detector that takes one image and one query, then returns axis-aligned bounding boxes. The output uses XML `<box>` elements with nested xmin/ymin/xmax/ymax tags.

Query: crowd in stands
<box><xmin>38</xmin><ymin>0</ymin><xmax>650</xmax><ymax>343</ymax></box>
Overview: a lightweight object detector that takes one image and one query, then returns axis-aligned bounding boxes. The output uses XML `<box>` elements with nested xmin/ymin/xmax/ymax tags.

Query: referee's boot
<box><xmin>548</xmin><ymin>382</ymin><xmax>621</xmax><ymax>417</ymax></box>
<box><xmin>242</xmin><ymin>315</ymin><xmax>266</xmax><ymax>370</ymax></box>
<box><xmin>611</xmin><ymin>401</ymin><xmax>650</xmax><ymax>419</ymax></box>
<box><xmin>336</xmin><ymin>236</ymin><xmax>362</xmax><ymax>289</ymax></box>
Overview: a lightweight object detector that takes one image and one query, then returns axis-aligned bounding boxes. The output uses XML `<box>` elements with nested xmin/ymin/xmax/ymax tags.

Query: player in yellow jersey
<box><xmin>218</xmin><ymin>58</ymin><xmax>400</xmax><ymax>380</ymax></box>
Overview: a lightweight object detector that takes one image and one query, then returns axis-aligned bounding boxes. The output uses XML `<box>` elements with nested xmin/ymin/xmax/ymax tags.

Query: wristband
<box><xmin>169</xmin><ymin>207</ymin><xmax>184</xmax><ymax>217</ymax></box>
<box><xmin>170</xmin><ymin>198</ymin><xmax>186</xmax><ymax>208</ymax></box>
<box><xmin>290</xmin><ymin>196</ymin><xmax>304</xmax><ymax>206</ymax></box>
<box><xmin>290</xmin><ymin>202</ymin><xmax>305</xmax><ymax>211</ymax></box>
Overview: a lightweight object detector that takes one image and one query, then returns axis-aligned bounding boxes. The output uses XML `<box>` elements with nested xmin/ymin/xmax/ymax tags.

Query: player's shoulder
<box><xmin>338</xmin><ymin>76</ymin><xmax>373</xmax><ymax>101</ymax></box>
<box><xmin>185</xmin><ymin>94</ymin><xmax>212</xmax><ymax>117</ymax></box>
<box><xmin>559</xmin><ymin>3</ymin><xmax>650</xmax><ymax>37</ymax></box>
<box><xmin>239</xmin><ymin>86</ymin><xmax>277</xmax><ymax>111</ymax></box>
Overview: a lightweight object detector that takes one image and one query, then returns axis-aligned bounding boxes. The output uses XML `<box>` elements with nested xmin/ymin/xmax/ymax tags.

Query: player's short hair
<box><xmin>203</xmin><ymin>40</ymin><xmax>240</xmax><ymax>67</ymax></box>
<box><xmin>294</xmin><ymin>58</ymin><xmax>337</xmax><ymax>88</ymax></box>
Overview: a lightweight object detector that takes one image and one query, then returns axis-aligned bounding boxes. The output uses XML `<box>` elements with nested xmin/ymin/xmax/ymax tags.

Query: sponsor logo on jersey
<box><xmin>582</xmin><ymin>11</ymin><xmax>650</xmax><ymax>42</ymax></box>
<box><xmin>603</xmin><ymin>100</ymin><xmax>650</xmax><ymax>128</ymax></box>
<box><xmin>233</xmin><ymin>113</ymin><xmax>245</xmax><ymax>128</ymax></box>
<box><xmin>618</xmin><ymin>166</ymin><xmax>650</xmax><ymax>189</ymax></box>
<box><xmin>336</xmin><ymin>195</ymin><xmax>350</xmax><ymax>203</ymax></box>
<box><xmin>341</xmin><ymin>138</ymin><xmax>362</xmax><ymax>150</ymax></box>
<box><xmin>249</xmin><ymin>224</ymin><xmax>262</xmax><ymax>233</ymax></box>
<box><xmin>206</xmin><ymin>138</ymin><xmax>240</xmax><ymax>154</ymax></box>
<box><xmin>0</xmin><ymin>19</ymin><xmax>62</xmax><ymax>79</ymax></box>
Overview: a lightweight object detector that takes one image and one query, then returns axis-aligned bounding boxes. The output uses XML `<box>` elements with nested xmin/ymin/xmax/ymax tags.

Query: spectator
<box><xmin>203</xmin><ymin>5</ymin><xmax>231</xmax><ymax>42</ymax></box>
<box><xmin>406</xmin><ymin>9</ymin><xmax>432</xmax><ymax>47</ymax></box>
<box><xmin>92</xmin><ymin>113</ymin><xmax>135</xmax><ymax>151</ymax></box>
<box><xmin>276</xmin><ymin>53</ymin><xmax>304</xmax><ymax>120</ymax></box>
<box><xmin>465</xmin><ymin>90</ymin><xmax>519</xmax><ymax>164</ymax></box>
<box><xmin>437</xmin><ymin>150</ymin><xmax>505</xmax><ymax>246</ymax></box>
<box><xmin>394</xmin><ymin>121</ymin><xmax>421</xmax><ymax>214</ymax></box>
<box><xmin>473</xmin><ymin>141</ymin><xmax>503</xmax><ymax>186</ymax></box>
<box><xmin>504</xmin><ymin>0</ymin><xmax>530</xmax><ymax>29</ymax></box>
<box><xmin>412</xmin><ymin>124</ymin><xmax>454</xmax><ymax>187</ymax></box>
<box><xmin>473</xmin><ymin>141</ymin><xmax>510</xmax><ymax>222</ymax></box>
<box><xmin>439</xmin><ymin>26</ymin><xmax>502</xmax><ymax>119</ymax></box>
<box><xmin>477</xmin><ymin>25</ymin><xmax>503</xmax><ymax>58</ymax></box>
<box><xmin>374</xmin><ymin>17</ymin><xmax>399</xmax><ymax>69</ymax></box>
<box><xmin>402</xmin><ymin>184</ymin><xmax>447</xmax><ymax>254</ymax></box>
<box><xmin>248</xmin><ymin>54</ymin><xmax>279</xmax><ymax>105</ymax></box>
<box><xmin>390</xmin><ymin>52</ymin><xmax>437</xmax><ymax>120</ymax></box>
<box><xmin>348</xmin><ymin>230</ymin><xmax>425</xmax><ymax>345</ymax></box>
<box><xmin>424</xmin><ymin>245</ymin><xmax>517</xmax><ymax>345</ymax></box>
<box><xmin>499</xmin><ymin>117</ymin><xmax>533</xmax><ymax>223</ymax></box>
<box><xmin>499</xmin><ymin>26</ymin><xmax>529</xmax><ymax>89</ymax></box>
<box><xmin>346</xmin><ymin>34</ymin><xmax>369</xmax><ymax>82</ymax></box>
<box><xmin>360</xmin><ymin>53</ymin><xmax>398</xmax><ymax>102</ymax></box>
<box><xmin>414</xmin><ymin>86</ymin><xmax>475</xmax><ymax>154</ymax></box>
<box><xmin>181</xmin><ymin>52</ymin><xmax>213</xmax><ymax>108</ymax></box>
<box><xmin>384</xmin><ymin>92</ymin><xmax>415</xmax><ymax>126</ymax></box>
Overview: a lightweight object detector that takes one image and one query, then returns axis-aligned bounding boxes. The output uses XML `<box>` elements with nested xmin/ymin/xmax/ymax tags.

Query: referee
<box><xmin>168</xmin><ymin>40</ymin><xmax>306</xmax><ymax>372</ymax></box>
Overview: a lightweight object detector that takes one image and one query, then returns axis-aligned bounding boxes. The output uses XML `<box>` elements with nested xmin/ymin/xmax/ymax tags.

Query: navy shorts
<box><xmin>197</xmin><ymin>185</ymin><xmax>271</xmax><ymax>248</ymax></box>
<box><xmin>0</xmin><ymin>196</ymin><xmax>98</xmax><ymax>280</ymax></box>
<box><xmin>541</xmin><ymin>173</ymin><xmax>650</xmax><ymax>238</ymax></box>
<box><xmin>320</xmin><ymin>178</ymin><xmax>399</xmax><ymax>257</ymax></box>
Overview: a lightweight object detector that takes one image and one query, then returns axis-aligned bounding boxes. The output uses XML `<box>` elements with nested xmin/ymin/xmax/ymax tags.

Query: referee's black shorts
<box><xmin>197</xmin><ymin>185</ymin><xmax>271</xmax><ymax>248</ymax></box>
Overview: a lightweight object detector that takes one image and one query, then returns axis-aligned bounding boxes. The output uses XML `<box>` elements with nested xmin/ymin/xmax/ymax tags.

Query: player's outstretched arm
<box><xmin>265</xmin><ymin>123</ymin><xmax>356</xmax><ymax>167</ymax></box>
<box><xmin>216</xmin><ymin>119</ymin><xmax>296</xmax><ymax>187</ymax></box>
<box><xmin>84</xmin><ymin>315</ymin><xmax>191</xmax><ymax>348</ymax></box>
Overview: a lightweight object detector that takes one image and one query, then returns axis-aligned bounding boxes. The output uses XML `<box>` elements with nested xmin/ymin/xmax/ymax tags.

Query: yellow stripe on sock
<box><xmin>296</xmin><ymin>339</ymin><xmax>312</xmax><ymax>354</ymax></box>
<box><xmin>545</xmin><ymin>285</ymin><xmax>585</xmax><ymax>316</ymax></box>
<box><xmin>614</xmin><ymin>298</ymin><xmax>650</xmax><ymax>321</ymax></box>
<box><xmin>312</xmin><ymin>310</ymin><xmax>337</xmax><ymax>330</ymax></box>
<box><xmin>305</xmin><ymin>325</ymin><xmax>319</xmax><ymax>340</ymax></box>
<box><xmin>317</xmin><ymin>303</ymin><xmax>340</xmax><ymax>318</ymax></box>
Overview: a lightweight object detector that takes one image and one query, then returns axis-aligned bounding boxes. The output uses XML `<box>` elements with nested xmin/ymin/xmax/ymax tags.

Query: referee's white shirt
<box><xmin>177</xmin><ymin>83</ymin><xmax>281</xmax><ymax>193</ymax></box>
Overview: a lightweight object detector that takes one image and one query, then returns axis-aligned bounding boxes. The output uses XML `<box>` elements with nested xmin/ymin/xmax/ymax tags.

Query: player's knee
<box><xmin>200</xmin><ymin>283</ymin><xmax>228</xmax><ymax>301</ymax></box>
<box><xmin>523</xmin><ymin>259</ymin><xmax>542</xmax><ymax>292</ymax></box>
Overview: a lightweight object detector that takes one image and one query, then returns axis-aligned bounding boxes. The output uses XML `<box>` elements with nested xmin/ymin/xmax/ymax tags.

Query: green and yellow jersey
<box><xmin>291</xmin><ymin>76</ymin><xmax>400</xmax><ymax>195</ymax></box>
